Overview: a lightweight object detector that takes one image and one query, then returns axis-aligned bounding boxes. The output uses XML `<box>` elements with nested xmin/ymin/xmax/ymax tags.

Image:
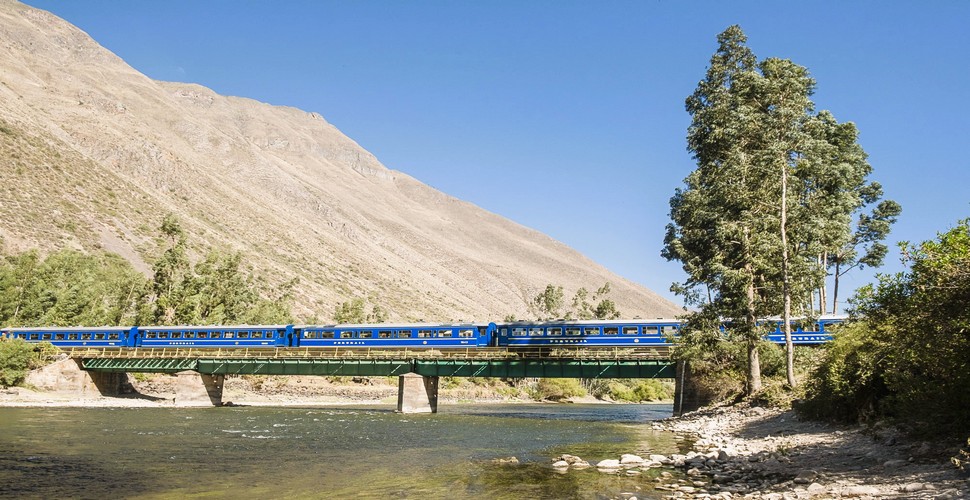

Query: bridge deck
<box><xmin>71</xmin><ymin>347</ymin><xmax>675</xmax><ymax>378</ymax></box>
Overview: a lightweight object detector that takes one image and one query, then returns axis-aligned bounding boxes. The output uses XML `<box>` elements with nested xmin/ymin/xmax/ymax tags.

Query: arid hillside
<box><xmin>0</xmin><ymin>1</ymin><xmax>682</xmax><ymax>321</ymax></box>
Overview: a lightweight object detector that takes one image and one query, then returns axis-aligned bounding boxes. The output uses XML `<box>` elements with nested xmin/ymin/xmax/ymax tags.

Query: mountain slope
<box><xmin>0</xmin><ymin>1</ymin><xmax>682</xmax><ymax>321</ymax></box>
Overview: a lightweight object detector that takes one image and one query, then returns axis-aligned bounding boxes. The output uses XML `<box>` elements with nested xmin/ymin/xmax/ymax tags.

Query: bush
<box><xmin>528</xmin><ymin>378</ymin><xmax>586</xmax><ymax>401</ymax></box>
<box><xmin>0</xmin><ymin>340</ymin><xmax>58</xmax><ymax>386</ymax></box>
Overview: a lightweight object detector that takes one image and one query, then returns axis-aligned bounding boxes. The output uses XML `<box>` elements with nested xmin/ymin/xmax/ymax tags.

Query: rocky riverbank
<box><xmin>638</xmin><ymin>403</ymin><xmax>967</xmax><ymax>499</ymax></box>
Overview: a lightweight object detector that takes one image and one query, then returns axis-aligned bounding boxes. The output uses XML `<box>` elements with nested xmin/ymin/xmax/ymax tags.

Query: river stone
<box><xmin>883</xmin><ymin>459</ymin><xmax>907</xmax><ymax>468</ymax></box>
<box><xmin>793</xmin><ymin>470</ymin><xmax>818</xmax><ymax>484</ymax></box>
<box><xmin>493</xmin><ymin>456</ymin><xmax>519</xmax><ymax>465</ymax></box>
<box><xmin>842</xmin><ymin>485</ymin><xmax>880</xmax><ymax>497</ymax></box>
<box><xmin>552</xmin><ymin>460</ymin><xmax>569</xmax><ymax>469</ymax></box>
<box><xmin>596</xmin><ymin>459</ymin><xmax>621</xmax><ymax>469</ymax></box>
<box><xmin>900</xmin><ymin>483</ymin><xmax>933</xmax><ymax>492</ymax></box>
<box><xmin>649</xmin><ymin>454</ymin><xmax>668</xmax><ymax>463</ymax></box>
<box><xmin>620</xmin><ymin>454</ymin><xmax>645</xmax><ymax>465</ymax></box>
<box><xmin>717</xmin><ymin>450</ymin><xmax>730</xmax><ymax>461</ymax></box>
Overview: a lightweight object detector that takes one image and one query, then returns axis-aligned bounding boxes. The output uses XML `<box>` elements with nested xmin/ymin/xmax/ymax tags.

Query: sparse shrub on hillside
<box><xmin>333</xmin><ymin>297</ymin><xmax>387</xmax><ymax>323</ymax></box>
<box><xmin>531</xmin><ymin>282</ymin><xmax>622</xmax><ymax>320</ymax></box>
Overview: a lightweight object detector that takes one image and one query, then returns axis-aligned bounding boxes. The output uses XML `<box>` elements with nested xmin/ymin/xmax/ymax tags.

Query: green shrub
<box><xmin>528</xmin><ymin>378</ymin><xmax>586</xmax><ymax>401</ymax></box>
<box><xmin>0</xmin><ymin>340</ymin><xmax>58</xmax><ymax>386</ymax></box>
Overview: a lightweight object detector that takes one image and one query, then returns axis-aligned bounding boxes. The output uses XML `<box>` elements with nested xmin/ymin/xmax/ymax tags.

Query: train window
<box><xmin>239</xmin><ymin>332</ymin><xmax>251</xmax><ymax>339</ymax></box>
<box><xmin>197</xmin><ymin>332</ymin><xmax>209</xmax><ymax>339</ymax></box>
<box><xmin>68</xmin><ymin>334</ymin><xmax>78</xmax><ymax>340</ymax></box>
<box><xmin>158</xmin><ymin>332</ymin><xmax>169</xmax><ymax>339</ymax></box>
<box><xmin>437</xmin><ymin>330</ymin><xmax>453</xmax><ymax>338</ymax></box>
<box><xmin>359</xmin><ymin>331</ymin><xmax>373</xmax><ymax>339</ymax></box>
<box><xmin>459</xmin><ymin>329</ymin><xmax>474</xmax><ymax>338</ymax></box>
<box><xmin>185</xmin><ymin>332</ymin><xmax>197</xmax><ymax>339</ymax></box>
<box><xmin>212</xmin><ymin>332</ymin><xmax>223</xmax><ymax>339</ymax></box>
<box><xmin>662</xmin><ymin>325</ymin><xmax>679</xmax><ymax>335</ymax></box>
<box><xmin>95</xmin><ymin>333</ymin><xmax>106</xmax><ymax>340</ymax></box>
<box><xmin>108</xmin><ymin>333</ymin><xmax>119</xmax><ymax>340</ymax></box>
<box><xmin>29</xmin><ymin>334</ymin><xmax>39</xmax><ymax>340</ymax></box>
<box><xmin>643</xmin><ymin>326</ymin><xmax>659</xmax><ymax>335</ymax></box>
<box><xmin>55</xmin><ymin>333</ymin><xmax>65</xmax><ymax>340</ymax></box>
<box><xmin>398</xmin><ymin>331</ymin><xmax>413</xmax><ymax>338</ymax></box>
<box><xmin>500</xmin><ymin>328</ymin><xmax>509</xmax><ymax>337</ymax></box>
<box><xmin>623</xmin><ymin>327</ymin><xmax>638</xmax><ymax>335</ymax></box>
<box><xmin>42</xmin><ymin>334</ymin><xmax>52</xmax><ymax>340</ymax></box>
<box><xmin>252</xmin><ymin>332</ymin><xmax>264</xmax><ymax>339</ymax></box>
<box><xmin>339</xmin><ymin>331</ymin><xmax>353</xmax><ymax>339</ymax></box>
<box><xmin>82</xmin><ymin>333</ymin><xmax>93</xmax><ymax>340</ymax></box>
<box><xmin>418</xmin><ymin>330</ymin><xmax>433</xmax><ymax>338</ymax></box>
<box><xmin>303</xmin><ymin>331</ymin><xmax>316</xmax><ymax>339</ymax></box>
<box><xmin>320</xmin><ymin>331</ymin><xmax>334</xmax><ymax>339</ymax></box>
<box><xmin>529</xmin><ymin>328</ymin><xmax>543</xmax><ymax>337</ymax></box>
<box><xmin>171</xmin><ymin>332</ymin><xmax>183</xmax><ymax>339</ymax></box>
<box><xmin>145</xmin><ymin>332</ymin><xmax>156</xmax><ymax>339</ymax></box>
<box><xmin>511</xmin><ymin>328</ymin><xmax>527</xmax><ymax>337</ymax></box>
<box><xmin>378</xmin><ymin>331</ymin><xmax>393</xmax><ymax>339</ymax></box>
<box><xmin>603</xmin><ymin>327</ymin><xmax>619</xmax><ymax>336</ymax></box>
<box><xmin>566</xmin><ymin>328</ymin><xmax>581</xmax><ymax>336</ymax></box>
<box><xmin>547</xmin><ymin>328</ymin><xmax>563</xmax><ymax>336</ymax></box>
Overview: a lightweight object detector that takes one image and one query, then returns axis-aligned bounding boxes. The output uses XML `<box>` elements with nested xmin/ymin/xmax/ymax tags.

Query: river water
<box><xmin>0</xmin><ymin>404</ymin><xmax>685</xmax><ymax>499</ymax></box>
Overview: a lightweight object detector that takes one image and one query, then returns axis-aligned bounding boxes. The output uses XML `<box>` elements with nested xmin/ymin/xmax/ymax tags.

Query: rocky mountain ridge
<box><xmin>0</xmin><ymin>0</ymin><xmax>681</xmax><ymax>321</ymax></box>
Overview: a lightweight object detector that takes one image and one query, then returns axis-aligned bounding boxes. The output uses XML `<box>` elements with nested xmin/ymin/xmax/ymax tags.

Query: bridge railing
<box><xmin>63</xmin><ymin>346</ymin><xmax>672</xmax><ymax>360</ymax></box>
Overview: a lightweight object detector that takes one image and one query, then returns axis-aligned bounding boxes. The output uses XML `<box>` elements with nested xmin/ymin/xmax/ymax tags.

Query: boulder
<box><xmin>596</xmin><ymin>459</ymin><xmax>621</xmax><ymax>469</ymax></box>
<box><xmin>620</xmin><ymin>454</ymin><xmax>645</xmax><ymax>465</ymax></box>
<box><xmin>793</xmin><ymin>470</ymin><xmax>818</xmax><ymax>484</ymax></box>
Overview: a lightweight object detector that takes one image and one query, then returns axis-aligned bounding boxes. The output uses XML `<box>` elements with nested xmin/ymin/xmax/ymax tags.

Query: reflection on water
<box><xmin>0</xmin><ymin>404</ymin><xmax>681</xmax><ymax>498</ymax></box>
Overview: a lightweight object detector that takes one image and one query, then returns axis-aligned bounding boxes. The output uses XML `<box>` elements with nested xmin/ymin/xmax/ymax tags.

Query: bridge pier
<box><xmin>396</xmin><ymin>373</ymin><xmax>439</xmax><ymax>413</ymax></box>
<box><xmin>673</xmin><ymin>361</ymin><xmax>712</xmax><ymax>416</ymax></box>
<box><xmin>26</xmin><ymin>358</ymin><xmax>127</xmax><ymax>396</ymax></box>
<box><xmin>174</xmin><ymin>371</ymin><xmax>225</xmax><ymax>406</ymax></box>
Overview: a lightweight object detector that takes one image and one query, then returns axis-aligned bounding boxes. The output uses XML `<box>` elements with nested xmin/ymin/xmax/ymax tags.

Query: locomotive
<box><xmin>1</xmin><ymin>316</ymin><xmax>844</xmax><ymax>349</ymax></box>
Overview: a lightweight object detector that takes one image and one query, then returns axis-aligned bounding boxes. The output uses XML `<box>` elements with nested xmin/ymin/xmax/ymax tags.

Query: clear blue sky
<box><xmin>23</xmin><ymin>1</ymin><xmax>970</xmax><ymax>308</ymax></box>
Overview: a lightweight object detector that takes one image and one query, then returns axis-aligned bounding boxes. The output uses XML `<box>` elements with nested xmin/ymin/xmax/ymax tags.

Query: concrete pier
<box><xmin>25</xmin><ymin>357</ymin><xmax>126</xmax><ymax>396</ymax></box>
<box><xmin>173</xmin><ymin>371</ymin><xmax>225</xmax><ymax>406</ymax></box>
<box><xmin>673</xmin><ymin>361</ymin><xmax>714</xmax><ymax>416</ymax></box>
<box><xmin>396</xmin><ymin>373</ymin><xmax>439</xmax><ymax>413</ymax></box>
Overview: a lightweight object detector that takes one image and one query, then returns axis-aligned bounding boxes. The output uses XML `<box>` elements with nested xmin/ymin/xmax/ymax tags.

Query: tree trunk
<box><xmin>781</xmin><ymin>162</ymin><xmax>796</xmax><ymax>387</ymax></box>
<box><xmin>743</xmin><ymin>228</ymin><xmax>762</xmax><ymax>394</ymax></box>
<box><xmin>832</xmin><ymin>260</ymin><xmax>841</xmax><ymax>315</ymax></box>
<box><xmin>818</xmin><ymin>252</ymin><xmax>828</xmax><ymax>315</ymax></box>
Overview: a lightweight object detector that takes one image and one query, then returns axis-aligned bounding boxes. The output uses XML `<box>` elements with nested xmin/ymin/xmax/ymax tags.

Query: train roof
<box><xmin>3</xmin><ymin>326</ymin><xmax>134</xmax><ymax>331</ymax></box>
<box><xmin>297</xmin><ymin>323</ymin><xmax>488</xmax><ymax>329</ymax></box>
<box><xmin>496</xmin><ymin>319</ymin><xmax>683</xmax><ymax>326</ymax></box>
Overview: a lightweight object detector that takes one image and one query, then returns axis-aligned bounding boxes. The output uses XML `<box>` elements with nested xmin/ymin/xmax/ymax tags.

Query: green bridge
<box><xmin>73</xmin><ymin>346</ymin><xmax>676</xmax><ymax>378</ymax></box>
<box><xmin>65</xmin><ymin>347</ymin><xmax>681</xmax><ymax>413</ymax></box>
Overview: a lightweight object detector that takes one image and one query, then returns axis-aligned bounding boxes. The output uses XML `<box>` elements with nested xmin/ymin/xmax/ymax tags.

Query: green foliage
<box><xmin>0</xmin><ymin>340</ymin><xmax>58</xmax><ymax>386</ymax></box>
<box><xmin>334</xmin><ymin>297</ymin><xmax>387</xmax><ymax>323</ymax></box>
<box><xmin>532</xmin><ymin>283</ymin><xmax>621</xmax><ymax>320</ymax></box>
<box><xmin>0</xmin><ymin>213</ymin><xmax>294</xmax><ymax>328</ymax></box>
<box><xmin>532</xmin><ymin>284</ymin><xmax>564</xmax><ymax>320</ymax></box>
<box><xmin>0</xmin><ymin>249</ymin><xmax>150</xmax><ymax>327</ymax></box>
<box><xmin>664</xmin><ymin>25</ymin><xmax>897</xmax><ymax>394</ymax></box>
<box><xmin>801</xmin><ymin>219</ymin><xmax>970</xmax><ymax>436</ymax></box>
<box><xmin>603</xmin><ymin>380</ymin><xmax>672</xmax><ymax>402</ymax></box>
<box><xmin>528</xmin><ymin>378</ymin><xmax>586</xmax><ymax>401</ymax></box>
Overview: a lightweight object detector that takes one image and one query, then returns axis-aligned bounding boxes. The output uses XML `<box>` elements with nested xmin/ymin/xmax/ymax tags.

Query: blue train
<box><xmin>0</xmin><ymin>317</ymin><xmax>844</xmax><ymax>349</ymax></box>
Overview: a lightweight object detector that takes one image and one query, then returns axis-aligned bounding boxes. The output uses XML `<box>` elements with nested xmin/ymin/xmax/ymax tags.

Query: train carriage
<box><xmin>295</xmin><ymin>323</ymin><xmax>495</xmax><ymax>348</ymax></box>
<box><xmin>1</xmin><ymin>326</ymin><xmax>137</xmax><ymax>348</ymax></box>
<box><xmin>134</xmin><ymin>325</ymin><xmax>292</xmax><ymax>348</ymax></box>
<box><xmin>494</xmin><ymin>319</ymin><xmax>679</xmax><ymax>348</ymax></box>
<box><xmin>762</xmin><ymin>315</ymin><xmax>845</xmax><ymax>345</ymax></box>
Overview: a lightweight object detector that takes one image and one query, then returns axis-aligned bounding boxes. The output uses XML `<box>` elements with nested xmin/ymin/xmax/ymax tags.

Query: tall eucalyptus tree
<box><xmin>664</xmin><ymin>25</ymin><xmax>898</xmax><ymax>392</ymax></box>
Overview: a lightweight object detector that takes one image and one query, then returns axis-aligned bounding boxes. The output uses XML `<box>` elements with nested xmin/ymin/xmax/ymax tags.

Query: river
<box><xmin>0</xmin><ymin>404</ymin><xmax>686</xmax><ymax>499</ymax></box>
